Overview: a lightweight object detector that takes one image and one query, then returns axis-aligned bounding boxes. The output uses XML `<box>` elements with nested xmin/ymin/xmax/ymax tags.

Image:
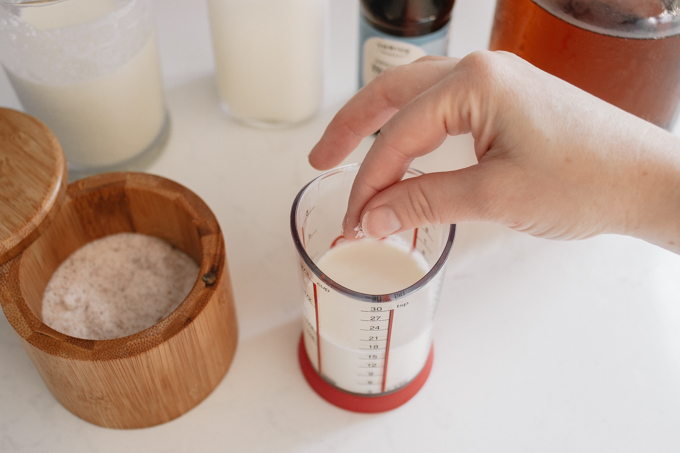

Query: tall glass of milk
<box><xmin>206</xmin><ymin>0</ymin><xmax>324</xmax><ymax>128</ymax></box>
<box><xmin>0</xmin><ymin>0</ymin><xmax>169</xmax><ymax>179</ymax></box>
<box><xmin>290</xmin><ymin>164</ymin><xmax>456</xmax><ymax>413</ymax></box>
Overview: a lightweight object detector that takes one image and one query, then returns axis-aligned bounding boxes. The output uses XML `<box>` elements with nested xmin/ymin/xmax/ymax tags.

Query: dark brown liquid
<box><xmin>361</xmin><ymin>0</ymin><xmax>456</xmax><ymax>37</ymax></box>
<box><xmin>489</xmin><ymin>0</ymin><xmax>680</xmax><ymax>129</ymax></box>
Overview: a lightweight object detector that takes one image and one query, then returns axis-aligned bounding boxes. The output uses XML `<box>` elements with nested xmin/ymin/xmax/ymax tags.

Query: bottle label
<box><xmin>359</xmin><ymin>15</ymin><xmax>450</xmax><ymax>87</ymax></box>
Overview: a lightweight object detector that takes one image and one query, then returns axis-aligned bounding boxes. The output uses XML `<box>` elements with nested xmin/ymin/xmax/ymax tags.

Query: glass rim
<box><xmin>1</xmin><ymin>0</ymin><xmax>69</xmax><ymax>5</ymax></box>
<box><xmin>533</xmin><ymin>0</ymin><xmax>680</xmax><ymax>39</ymax></box>
<box><xmin>290</xmin><ymin>163</ymin><xmax>456</xmax><ymax>303</ymax></box>
<box><xmin>0</xmin><ymin>0</ymin><xmax>136</xmax><ymax>6</ymax></box>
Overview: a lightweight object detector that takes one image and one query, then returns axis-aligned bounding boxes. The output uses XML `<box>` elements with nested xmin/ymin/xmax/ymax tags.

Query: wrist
<box><xmin>628</xmin><ymin>128</ymin><xmax>680</xmax><ymax>253</ymax></box>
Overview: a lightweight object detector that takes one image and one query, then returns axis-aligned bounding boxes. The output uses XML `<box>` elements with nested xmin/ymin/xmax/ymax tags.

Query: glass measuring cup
<box><xmin>290</xmin><ymin>164</ymin><xmax>456</xmax><ymax>412</ymax></box>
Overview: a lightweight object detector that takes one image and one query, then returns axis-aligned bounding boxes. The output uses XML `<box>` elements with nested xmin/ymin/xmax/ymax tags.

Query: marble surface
<box><xmin>1</xmin><ymin>0</ymin><xmax>680</xmax><ymax>452</ymax></box>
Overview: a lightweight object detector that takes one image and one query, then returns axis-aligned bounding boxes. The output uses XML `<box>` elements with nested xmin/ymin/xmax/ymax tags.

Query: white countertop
<box><xmin>2</xmin><ymin>1</ymin><xmax>680</xmax><ymax>452</ymax></box>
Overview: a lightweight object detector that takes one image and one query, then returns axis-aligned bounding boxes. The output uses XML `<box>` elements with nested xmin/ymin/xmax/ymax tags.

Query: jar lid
<box><xmin>0</xmin><ymin>108</ymin><xmax>67</xmax><ymax>265</ymax></box>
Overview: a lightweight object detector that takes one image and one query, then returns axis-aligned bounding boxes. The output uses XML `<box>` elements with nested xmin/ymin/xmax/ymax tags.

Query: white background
<box><xmin>1</xmin><ymin>0</ymin><xmax>680</xmax><ymax>452</ymax></box>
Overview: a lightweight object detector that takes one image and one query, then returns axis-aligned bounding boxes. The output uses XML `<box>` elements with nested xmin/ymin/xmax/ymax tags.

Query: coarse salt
<box><xmin>41</xmin><ymin>232</ymin><xmax>199</xmax><ymax>340</ymax></box>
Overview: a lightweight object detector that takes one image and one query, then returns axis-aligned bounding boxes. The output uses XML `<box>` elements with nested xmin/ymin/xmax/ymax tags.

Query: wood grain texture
<box><xmin>0</xmin><ymin>172</ymin><xmax>238</xmax><ymax>429</ymax></box>
<box><xmin>0</xmin><ymin>108</ymin><xmax>67</xmax><ymax>265</ymax></box>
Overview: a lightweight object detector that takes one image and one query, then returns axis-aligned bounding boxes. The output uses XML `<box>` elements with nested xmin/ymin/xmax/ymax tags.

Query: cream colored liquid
<box><xmin>303</xmin><ymin>239</ymin><xmax>437</xmax><ymax>394</ymax></box>
<box><xmin>207</xmin><ymin>0</ymin><xmax>323</xmax><ymax>125</ymax></box>
<box><xmin>317</xmin><ymin>239</ymin><xmax>427</xmax><ymax>294</ymax></box>
<box><xmin>7</xmin><ymin>0</ymin><xmax>166</xmax><ymax>169</ymax></box>
<box><xmin>20</xmin><ymin>0</ymin><xmax>117</xmax><ymax>30</ymax></box>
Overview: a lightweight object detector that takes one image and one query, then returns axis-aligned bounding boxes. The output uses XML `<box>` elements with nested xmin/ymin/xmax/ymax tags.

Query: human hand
<box><xmin>308</xmin><ymin>51</ymin><xmax>680</xmax><ymax>253</ymax></box>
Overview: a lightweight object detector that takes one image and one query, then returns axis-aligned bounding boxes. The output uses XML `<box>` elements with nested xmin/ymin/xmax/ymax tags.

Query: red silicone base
<box><xmin>297</xmin><ymin>334</ymin><xmax>434</xmax><ymax>413</ymax></box>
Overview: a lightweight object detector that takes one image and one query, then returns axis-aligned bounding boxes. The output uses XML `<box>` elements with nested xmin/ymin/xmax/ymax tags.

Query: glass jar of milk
<box><xmin>206</xmin><ymin>0</ymin><xmax>324</xmax><ymax>128</ymax></box>
<box><xmin>0</xmin><ymin>0</ymin><xmax>169</xmax><ymax>179</ymax></box>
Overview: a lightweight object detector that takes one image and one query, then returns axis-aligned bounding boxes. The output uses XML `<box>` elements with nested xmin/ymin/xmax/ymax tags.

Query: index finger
<box><xmin>343</xmin><ymin>61</ymin><xmax>480</xmax><ymax>236</ymax></box>
<box><xmin>308</xmin><ymin>56</ymin><xmax>459</xmax><ymax>170</ymax></box>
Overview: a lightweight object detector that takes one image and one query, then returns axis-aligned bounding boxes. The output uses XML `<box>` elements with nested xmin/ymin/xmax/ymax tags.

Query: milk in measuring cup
<box><xmin>303</xmin><ymin>237</ymin><xmax>438</xmax><ymax>394</ymax></box>
<box><xmin>318</xmin><ymin>239</ymin><xmax>427</xmax><ymax>294</ymax></box>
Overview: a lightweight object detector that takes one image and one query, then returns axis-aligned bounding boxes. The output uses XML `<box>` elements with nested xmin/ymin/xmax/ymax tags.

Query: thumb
<box><xmin>358</xmin><ymin>168</ymin><xmax>489</xmax><ymax>239</ymax></box>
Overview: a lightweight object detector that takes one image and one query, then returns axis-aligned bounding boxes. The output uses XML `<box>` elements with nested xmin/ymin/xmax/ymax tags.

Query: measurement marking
<box><xmin>382</xmin><ymin>309</ymin><xmax>395</xmax><ymax>393</ymax></box>
<box><xmin>314</xmin><ymin>283</ymin><xmax>321</xmax><ymax>374</ymax></box>
<box><xmin>417</xmin><ymin>236</ymin><xmax>432</xmax><ymax>254</ymax></box>
<box><xmin>412</xmin><ymin>228</ymin><xmax>419</xmax><ymax>251</ymax></box>
<box><xmin>360</xmin><ymin>328</ymin><xmax>388</xmax><ymax>331</ymax></box>
<box><xmin>360</xmin><ymin>319</ymin><xmax>389</xmax><ymax>322</ymax></box>
<box><xmin>359</xmin><ymin>347</ymin><xmax>385</xmax><ymax>351</ymax></box>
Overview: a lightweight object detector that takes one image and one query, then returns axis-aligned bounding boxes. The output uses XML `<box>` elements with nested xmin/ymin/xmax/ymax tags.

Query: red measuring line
<box><xmin>313</xmin><ymin>283</ymin><xmax>322</xmax><ymax>374</ymax></box>
<box><xmin>310</xmin><ymin>235</ymin><xmax>344</xmax><ymax>377</ymax></box>
<box><xmin>381</xmin><ymin>309</ymin><xmax>395</xmax><ymax>393</ymax></box>
<box><xmin>411</xmin><ymin>228</ymin><xmax>419</xmax><ymax>251</ymax></box>
<box><xmin>330</xmin><ymin>235</ymin><xmax>344</xmax><ymax>248</ymax></box>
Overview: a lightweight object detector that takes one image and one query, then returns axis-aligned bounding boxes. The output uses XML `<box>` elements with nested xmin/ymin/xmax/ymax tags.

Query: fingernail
<box><xmin>362</xmin><ymin>206</ymin><xmax>401</xmax><ymax>239</ymax></box>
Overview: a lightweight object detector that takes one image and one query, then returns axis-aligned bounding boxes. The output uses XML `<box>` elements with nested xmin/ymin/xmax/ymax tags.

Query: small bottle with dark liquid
<box><xmin>359</xmin><ymin>0</ymin><xmax>456</xmax><ymax>88</ymax></box>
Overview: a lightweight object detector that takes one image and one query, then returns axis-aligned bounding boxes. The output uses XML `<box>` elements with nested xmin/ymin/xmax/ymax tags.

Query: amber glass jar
<box><xmin>490</xmin><ymin>0</ymin><xmax>680</xmax><ymax>130</ymax></box>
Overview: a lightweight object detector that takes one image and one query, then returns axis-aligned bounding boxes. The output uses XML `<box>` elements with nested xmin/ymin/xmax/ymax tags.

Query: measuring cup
<box><xmin>290</xmin><ymin>164</ymin><xmax>455</xmax><ymax>412</ymax></box>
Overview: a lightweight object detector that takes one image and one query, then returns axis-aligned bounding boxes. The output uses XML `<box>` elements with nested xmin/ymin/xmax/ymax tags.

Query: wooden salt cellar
<box><xmin>0</xmin><ymin>108</ymin><xmax>238</xmax><ymax>429</ymax></box>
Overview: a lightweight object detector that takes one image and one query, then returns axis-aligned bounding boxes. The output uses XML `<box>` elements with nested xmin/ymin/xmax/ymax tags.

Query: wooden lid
<box><xmin>0</xmin><ymin>108</ymin><xmax>67</xmax><ymax>265</ymax></box>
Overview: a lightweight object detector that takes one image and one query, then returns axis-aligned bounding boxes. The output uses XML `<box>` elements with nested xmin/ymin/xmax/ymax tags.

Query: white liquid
<box><xmin>318</xmin><ymin>239</ymin><xmax>428</xmax><ymax>294</ymax></box>
<box><xmin>20</xmin><ymin>0</ymin><xmax>117</xmax><ymax>30</ymax></box>
<box><xmin>302</xmin><ymin>239</ymin><xmax>439</xmax><ymax>394</ymax></box>
<box><xmin>6</xmin><ymin>1</ymin><xmax>166</xmax><ymax>169</ymax></box>
<box><xmin>303</xmin><ymin>325</ymin><xmax>433</xmax><ymax>394</ymax></box>
<box><xmin>206</xmin><ymin>0</ymin><xmax>323</xmax><ymax>125</ymax></box>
